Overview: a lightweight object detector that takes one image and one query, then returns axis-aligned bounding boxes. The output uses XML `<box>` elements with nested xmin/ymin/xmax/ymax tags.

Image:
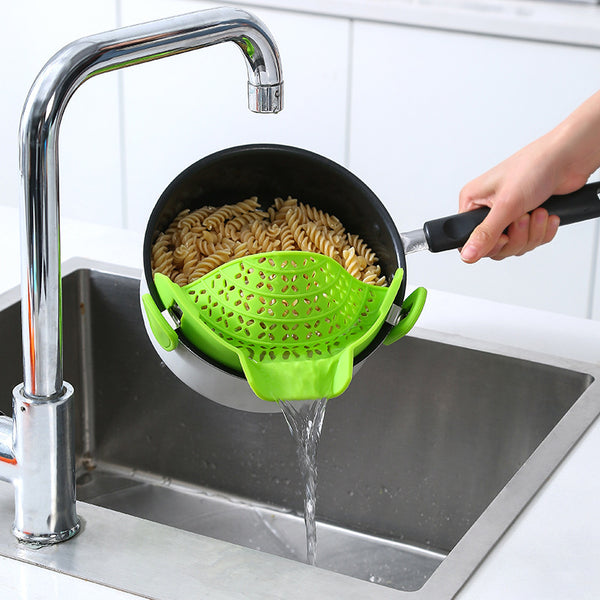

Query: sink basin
<box><xmin>0</xmin><ymin>259</ymin><xmax>598</xmax><ymax>598</ymax></box>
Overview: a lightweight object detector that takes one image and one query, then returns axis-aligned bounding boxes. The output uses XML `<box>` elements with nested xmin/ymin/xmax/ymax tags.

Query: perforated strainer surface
<box><xmin>154</xmin><ymin>251</ymin><xmax>403</xmax><ymax>401</ymax></box>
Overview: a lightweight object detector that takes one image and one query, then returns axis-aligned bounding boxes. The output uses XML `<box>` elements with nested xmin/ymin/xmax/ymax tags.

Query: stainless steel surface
<box><xmin>6</xmin><ymin>7</ymin><xmax>283</xmax><ymax>544</ymax></box>
<box><xmin>385</xmin><ymin>303</ymin><xmax>404</xmax><ymax>326</ymax></box>
<box><xmin>400</xmin><ymin>229</ymin><xmax>430</xmax><ymax>254</ymax></box>
<box><xmin>0</xmin><ymin>384</ymin><xmax>81</xmax><ymax>545</ymax></box>
<box><xmin>11</xmin><ymin>383</ymin><xmax>79</xmax><ymax>544</ymax></box>
<box><xmin>0</xmin><ymin>493</ymin><xmax>403</xmax><ymax>600</ymax></box>
<box><xmin>0</xmin><ymin>418</ymin><xmax>14</xmax><ymax>467</ymax></box>
<box><xmin>77</xmin><ymin>466</ymin><xmax>445</xmax><ymax>591</ymax></box>
<box><xmin>248</xmin><ymin>81</ymin><xmax>283</xmax><ymax>113</ymax></box>
<box><xmin>2</xmin><ymin>260</ymin><xmax>599</xmax><ymax>598</ymax></box>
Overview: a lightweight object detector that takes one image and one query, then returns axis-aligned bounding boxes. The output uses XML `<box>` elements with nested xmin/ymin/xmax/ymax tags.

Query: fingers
<box><xmin>459</xmin><ymin>200</ymin><xmax>521</xmax><ymax>263</ymax></box>
<box><xmin>490</xmin><ymin>213</ymin><xmax>532</xmax><ymax>260</ymax></box>
<box><xmin>458</xmin><ymin>164</ymin><xmax>562</xmax><ymax>263</ymax></box>
<box><xmin>545</xmin><ymin>213</ymin><xmax>561</xmax><ymax>245</ymax></box>
<box><xmin>462</xmin><ymin>209</ymin><xmax>560</xmax><ymax>263</ymax></box>
<box><xmin>488</xmin><ymin>234</ymin><xmax>510</xmax><ymax>257</ymax></box>
<box><xmin>518</xmin><ymin>208</ymin><xmax>560</xmax><ymax>255</ymax></box>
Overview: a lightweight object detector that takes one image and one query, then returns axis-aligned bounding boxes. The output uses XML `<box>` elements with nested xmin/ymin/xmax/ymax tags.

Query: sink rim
<box><xmin>0</xmin><ymin>257</ymin><xmax>598</xmax><ymax>599</ymax></box>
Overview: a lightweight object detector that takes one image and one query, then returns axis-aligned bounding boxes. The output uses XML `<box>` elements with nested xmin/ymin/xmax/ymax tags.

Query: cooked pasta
<box><xmin>151</xmin><ymin>196</ymin><xmax>387</xmax><ymax>286</ymax></box>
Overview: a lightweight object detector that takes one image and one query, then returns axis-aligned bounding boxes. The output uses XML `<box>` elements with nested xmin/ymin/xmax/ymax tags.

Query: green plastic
<box><xmin>142</xmin><ymin>293</ymin><xmax>179</xmax><ymax>352</ymax></box>
<box><xmin>152</xmin><ymin>251</ymin><xmax>415</xmax><ymax>402</ymax></box>
<box><xmin>241</xmin><ymin>36</ymin><xmax>255</xmax><ymax>58</ymax></box>
<box><xmin>383</xmin><ymin>287</ymin><xmax>427</xmax><ymax>346</ymax></box>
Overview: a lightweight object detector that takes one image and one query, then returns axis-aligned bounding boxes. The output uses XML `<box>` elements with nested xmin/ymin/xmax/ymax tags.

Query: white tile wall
<box><xmin>1</xmin><ymin>1</ymin><xmax>599</xmax><ymax>318</ymax></box>
<box><xmin>349</xmin><ymin>20</ymin><xmax>600</xmax><ymax>318</ymax></box>
<box><xmin>119</xmin><ymin>0</ymin><xmax>351</xmax><ymax>232</ymax></box>
<box><xmin>0</xmin><ymin>0</ymin><xmax>121</xmax><ymax>226</ymax></box>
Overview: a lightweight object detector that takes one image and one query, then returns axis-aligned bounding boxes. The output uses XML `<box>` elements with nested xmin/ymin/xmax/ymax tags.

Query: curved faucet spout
<box><xmin>19</xmin><ymin>7</ymin><xmax>283</xmax><ymax>399</ymax></box>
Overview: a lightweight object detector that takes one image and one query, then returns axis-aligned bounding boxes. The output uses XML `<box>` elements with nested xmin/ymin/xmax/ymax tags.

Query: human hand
<box><xmin>459</xmin><ymin>175</ymin><xmax>561</xmax><ymax>263</ymax></box>
<box><xmin>458</xmin><ymin>134</ymin><xmax>589</xmax><ymax>263</ymax></box>
<box><xmin>458</xmin><ymin>90</ymin><xmax>600</xmax><ymax>264</ymax></box>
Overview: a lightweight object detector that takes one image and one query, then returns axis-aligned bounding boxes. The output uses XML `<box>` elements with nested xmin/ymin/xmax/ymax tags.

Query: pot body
<box><xmin>142</xmin><ymin>144</ymin><xmax>407</xmax><ymax>412</ymax></box>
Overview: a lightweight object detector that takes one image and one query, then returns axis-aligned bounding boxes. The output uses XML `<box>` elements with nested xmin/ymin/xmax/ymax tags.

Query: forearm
<box><xmin>547</xmin><ymin>90</ymin><xmax>600</xmax><ymax>188</ymax></box>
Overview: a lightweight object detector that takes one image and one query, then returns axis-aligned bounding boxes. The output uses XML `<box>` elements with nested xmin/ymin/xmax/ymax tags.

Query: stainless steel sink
<box><xmin>0</xmin><ymin>259</ymin><xmax>598</xmax><ymax>599</ymax></box>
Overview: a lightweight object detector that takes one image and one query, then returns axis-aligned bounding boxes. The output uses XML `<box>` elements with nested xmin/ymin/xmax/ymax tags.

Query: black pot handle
<box><xmin>423</xmin><ymin>181</ymin><xmax>600</xmax><ymax>253</ymax></box>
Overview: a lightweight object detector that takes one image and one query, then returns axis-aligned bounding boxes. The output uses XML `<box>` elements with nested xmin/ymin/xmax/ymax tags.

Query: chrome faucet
<box><xmin>0</xmin><ymin>7</ymin><xmax>283</xmax><ymax>544</ymax></box>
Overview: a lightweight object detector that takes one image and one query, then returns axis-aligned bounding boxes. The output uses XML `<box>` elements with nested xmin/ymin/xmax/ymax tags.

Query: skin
<box><xmin>459</xmin><ymin>90</ymin><xmax>600</xmax><ymax>263</ymax></box>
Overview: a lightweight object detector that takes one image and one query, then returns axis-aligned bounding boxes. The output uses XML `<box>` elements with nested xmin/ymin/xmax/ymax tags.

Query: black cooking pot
<box><xmin>143</xmin><ymin>144</ymin><xmax>408</xmax><ymax>371</ymax></box>
<box><xmin>142</xmin><ymin>143</ymin><xmax>600</xmax><ymax>412</ymax></box>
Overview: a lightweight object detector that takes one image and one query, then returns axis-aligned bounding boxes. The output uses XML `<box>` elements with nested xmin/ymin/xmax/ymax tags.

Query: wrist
<box><xmin>551</xmin><ymin>93</ymin><xmax>600</xmax><ymax>182</ymax></box>
<box><xmin>543</xmin><ymin>118</ymin><xmax>597</xmax><ymax>189</ymax></box>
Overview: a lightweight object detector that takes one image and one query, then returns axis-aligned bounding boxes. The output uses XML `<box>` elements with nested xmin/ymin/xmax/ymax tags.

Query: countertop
<box><xmin>0</xmin><ymin>204</ymin><xmax>598</xmax><ymax>599</ymax></box>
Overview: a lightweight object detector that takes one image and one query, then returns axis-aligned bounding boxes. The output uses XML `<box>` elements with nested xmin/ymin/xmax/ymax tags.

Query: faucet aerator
<box><xmin>248</xmin><ymin>82</ymin><xmax>284</xmax><ymax>114</ymax></box>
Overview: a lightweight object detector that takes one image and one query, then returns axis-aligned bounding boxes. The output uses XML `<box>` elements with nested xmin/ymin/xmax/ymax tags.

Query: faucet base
<box><xmin>12</xmin><ymin>383</ymin><xmax>80</xmax><ymax>545</ymax></box>
<box><xmin>12</xmin><ymin>520</ymin><xmax>81</xmax><ymax>546</ymax></box>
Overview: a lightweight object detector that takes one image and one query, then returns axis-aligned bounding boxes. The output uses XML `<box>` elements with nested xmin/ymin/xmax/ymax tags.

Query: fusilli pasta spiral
<box><xmin>151</xmin><ymin>196</ymin><xmax>387</xmax><ymax>286</ymax></box>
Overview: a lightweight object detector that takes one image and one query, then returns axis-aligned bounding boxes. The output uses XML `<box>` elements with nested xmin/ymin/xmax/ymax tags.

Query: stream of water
<box><xmin>278</xmin><ymin>398</ymin><xmax>328</xmax><ymax>566</ymax></box>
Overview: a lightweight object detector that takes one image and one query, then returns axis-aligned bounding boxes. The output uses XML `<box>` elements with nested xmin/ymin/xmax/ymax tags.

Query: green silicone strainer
<box><xmin>143</xmin><ymin>251</ymin><xmax>426</xmax><ymax>402</ymax></box>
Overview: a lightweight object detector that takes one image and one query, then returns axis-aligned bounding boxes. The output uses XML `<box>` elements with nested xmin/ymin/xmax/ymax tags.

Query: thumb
<box><xmin>460</xmin><ymin>204</ymin><xmax>513</xmax><ymax>263</ymax></box>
